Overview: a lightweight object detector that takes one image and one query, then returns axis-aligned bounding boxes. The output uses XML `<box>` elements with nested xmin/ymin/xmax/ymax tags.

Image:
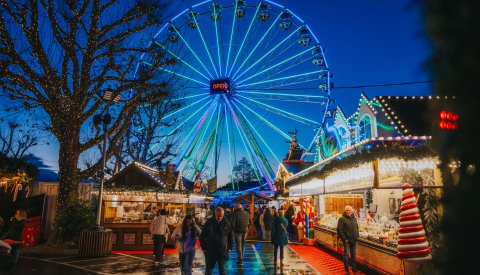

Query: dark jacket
<box><xmin>1</xmin><ymin>219</ymin><xmax>25</xmax><ymax>241</ymax></box>
<box><xmin>231</xmin><ymin>208</ymin><xmax>251</xmax><ymax>234</ymax></box>
<box><xmin>337</xmin><ymin>212</ymin><xmax>359</xmax><ymax>243</ymax></box>
<box><xmin>263</xmin><ymin>211</ymin><xmax>273</xmax><ymax>231</ymax></box>
<box><xmin>271</xmin><ymin>216</ymin><xmax>288</xmax><ymax>246</ymax></box>
<box><xmin>200</xmin><ymin>217</ymin><xmax>233</xmax><ymax>260</ymax></box>
<box><xmin>285</xmin><ymin>206</ymin><xmax>295</xmax><ymax>225</ymax></box>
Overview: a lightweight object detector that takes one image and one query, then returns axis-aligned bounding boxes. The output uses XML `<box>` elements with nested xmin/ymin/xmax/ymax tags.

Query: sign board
<box><xmin>142</xmin><ymin>233</ymin><xmax>154</xmax><ymax>245</ymax></box>
<box><xmin>123</xmin><ymin>233</ymin><xmax>136</xmax><ymax>245</ymax></box>
<box><xmin>210</xmin><ymin>78</ymin><xmax>231</xmax><ymax>94</ymax></box>
<box><xmin>207</xmin><ymin>176</ymin><xmax>217</xmax><ymax>193</ymax></box>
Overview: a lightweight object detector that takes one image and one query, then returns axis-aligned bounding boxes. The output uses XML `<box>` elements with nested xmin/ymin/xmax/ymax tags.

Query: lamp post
<box><xmin>93</xmin><ymin>90</ymin><xmax>120</xmax><ymax>228</ymax></box>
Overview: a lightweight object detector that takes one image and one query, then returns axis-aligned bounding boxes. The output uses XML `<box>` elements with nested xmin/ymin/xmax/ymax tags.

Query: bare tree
<box><xmin>122</xmin><ymin>95</ymin><xmax>181</xmax><ymax>169</ymax></box>
<box><xmin>0</xmin><ymin>119</ymin><xmax>50</xmax><ymax>157</ymax></box>
<box><xmin>0</xmin><ymin>0</ymin><xmax>174</xmax><ymax>239</ymax></box>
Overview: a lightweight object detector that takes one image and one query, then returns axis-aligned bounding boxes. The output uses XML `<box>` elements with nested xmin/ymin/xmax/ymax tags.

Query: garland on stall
<box><xmin>104</xmin><ymin>185</ymin><xmax>193</xmax><ymax>194</ymax></box>
<box><xmin>0</xmin><ymin>170</ymin><xmax>32</xmax><ymax>202</ymax></box>
<box><xmin>286</xmin><ymin>140</ymin><xmax>436</xmax><ymax>188</ymax></box>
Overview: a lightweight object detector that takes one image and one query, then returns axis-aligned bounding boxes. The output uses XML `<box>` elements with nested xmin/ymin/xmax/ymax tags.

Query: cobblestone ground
<box><xmin>0</xmin><ymin>242</ymin><xmax>329</xmax><ymax>274</ymax></box>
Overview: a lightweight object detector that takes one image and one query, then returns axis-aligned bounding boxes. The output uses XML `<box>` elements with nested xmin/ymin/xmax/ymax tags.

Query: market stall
<box><xmin>283</xmin><ymin>95</ymin><xmax>446</xmax><ymax>274</ymax></box>
<box><xmin>100</xmin><ymin>162</ymin><xmax>211</xmax><ymax>250</ymax></box>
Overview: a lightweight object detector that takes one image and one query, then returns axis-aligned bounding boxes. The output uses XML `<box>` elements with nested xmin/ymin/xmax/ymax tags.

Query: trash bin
<box><xmin>78</xmin><ymin>228</ymin><xmax>112</xmax><ymax>257</ymax></box>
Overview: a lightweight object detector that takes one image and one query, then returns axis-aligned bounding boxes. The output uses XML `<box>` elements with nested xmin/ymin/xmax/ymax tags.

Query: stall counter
<box><xmin>104</xmin><ymin>222</ymin><xmax>179</xmax><ymax>250</ymax></box>
<box><xmin>314</xmin><ymin>226</ymin><xmax>418</xmax><ymax>275</ymax></box>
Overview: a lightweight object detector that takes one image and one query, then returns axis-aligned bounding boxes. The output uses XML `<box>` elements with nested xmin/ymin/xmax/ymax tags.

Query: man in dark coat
<box><xmin>200</xmin><ymin>207</ymin><xmax>233</xmax><ymax>275</ymax></box>
<box><xmin>230</xmin><ymin>204</ymin><xmax>251</xmax><ymax>265</ymax></box>
<box><xmin>337</xmin><ymin>205</ymin><xmax>359</xmax><ymax>275</ymax></box>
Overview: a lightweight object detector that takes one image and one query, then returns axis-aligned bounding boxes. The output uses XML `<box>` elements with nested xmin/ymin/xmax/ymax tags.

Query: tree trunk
<box><xmin>53</xmin><ymin>124</ymin><xmax>82</xmax><ymax>241</ymax></box>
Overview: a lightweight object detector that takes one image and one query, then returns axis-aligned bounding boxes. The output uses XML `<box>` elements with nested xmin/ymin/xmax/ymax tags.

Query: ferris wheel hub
<box><xmin>210</xmin><ymin>78</ymin><xmax>233</xmax><ymax>95</ymax></box>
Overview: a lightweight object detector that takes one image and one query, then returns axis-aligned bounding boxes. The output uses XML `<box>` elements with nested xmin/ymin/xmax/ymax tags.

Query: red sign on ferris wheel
<box><xmin>210</xmin><ymin>78</ymin><xmax>231</xmax><ymax>95</ymax></box>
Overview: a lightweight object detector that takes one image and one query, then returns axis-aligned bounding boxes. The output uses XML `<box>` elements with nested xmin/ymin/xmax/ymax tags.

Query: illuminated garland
<box><xmin>286</xmin><ymin>140</ymin><xmax>435</xmax><ymax>188</ymax></box>
<box><xmin>104</xmin><ymin>185</ymin><xmax>192</xmax><ymax>194</ymax></box>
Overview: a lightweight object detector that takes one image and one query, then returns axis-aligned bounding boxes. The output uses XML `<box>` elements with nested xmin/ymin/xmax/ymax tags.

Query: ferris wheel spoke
<box><xmin>150</xmin><ymin>97</ymin><xmax>215</xmax><ymax>154</ymax></box>
<box><xmin>231</xmin><ymin>100</ymin><xmax>282</xmax><ymax>166</ymax></box>
<box><xmin>191</xmin><ymin>11</ymin><xmax>220</xmax><ymax>78</ymax></box>
<box><xmin>153</xmin><ymin>41</ymin><xmax>210</xmax><ymax>81</ymax></box>
<box><xmin>244</xmin><ymin>55</ymin><xmax>316</xmax><ymax>85</ymax></box>
<box><xmin>224</xmin><ymin>104</ymin><xmax>235</xmax><ymax>190</ymax></box>
<box><xmin>231</xmin><ymin>25</ymin><xmax>301</xmax><ymax>82</ymax></box>
<box><xmin>237</xmin><ymin>69</ymin><xmax>324</xmax><ymax>88</ymax></box>
<box><xmin>237</xmin><ymin>91</ymin><xmax>328</xmax><ymax>104</ymax></box>
<box><xmin>236</xmin><ymin>45</ymin><xmax>315</xmax><ymax>84</ymax></box>
<box><xmin>227</xmin><ymin>3</ymin><xmax>261</xmax><ymax>77</ymax></box>
<box><xmin>170</xmin><ymin>25</ymin><xmax>215</xmax><ymax>79</ymax></box>
<box><xmin>249</xmin><ymin>77</ymin><xmax>324</xmax><ymax>90</ymax></box>
<box><xmin>212</xmin><ymin>4</ymin><xmax>223</xmax><ymax>76</ymax></box>
<box><xmin>171</xmin><ymin>93</ymin><xmax>210</xmax><ymax>102</ymax></box>
<box><xmin>232</xmin><ymin>98</ymin><xmax>306</xmax><ymax>150</ymax></box>
<box><xmin>225</xmin><ymin>1</ymin><xmax>239</xmax><ymax>76</ymax></box>
<box><xmin>163</xmin><ymin>95</ymin><xmax>210</xmax><ymax>120</ymax></box>
<box><xmin>236</xmin><ymin>95</ymin><xmax>320</xmax><ymax>127</ymax></box>
<box><xmin>231</xmin><ymin>13</ymin><xmax>282</xmax><ymax>79</ymax></box>
<box><xmin>185</xmin><ymin>102</ymin><xmax>220</xmax><ymax>178</ymax></box>
<box><xmin>143</xmin><ymin>61</ymin><xmax>209</xmax><ymax>87</ymax></box>
<box><xmin>175</xmin><ymin>96</ymin><xmax>220</xmax><ymax>164</ymax></box>
<box><xmin>223</xmin><ymin>95</ymin><xmax>264</xmax><ymax>184</ymax></box>
<box><xmin>188</xmin><ymin>101</ymin><xmax>219</xmax><ymax>167</ymax></box>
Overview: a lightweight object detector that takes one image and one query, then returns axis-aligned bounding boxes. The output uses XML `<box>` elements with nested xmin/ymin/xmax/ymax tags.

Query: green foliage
<box><xmin>364</xmin><ymin>188</ymin><xmax>373</xmax><ymax>209</ymax></box>
<box><xmin>232</xmin><ymin>157</ymin><xmax>257</xmax><ymax>184</ymax></box>
<box><xmin>58</xmin><ymin>200</ymin><xmax>96</xmax><ymax>242</ymax></box>
<box><xmin>0</xmin><ymin>153</ymin><xmax>38</xmax><ymax>179</ymax></box>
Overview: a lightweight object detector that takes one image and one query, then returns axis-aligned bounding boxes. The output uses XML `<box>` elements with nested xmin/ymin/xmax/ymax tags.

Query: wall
<box><xmin>31</xmin><ymin>182</ymin><xmax>93</xmax><ymax>240</ymax></box>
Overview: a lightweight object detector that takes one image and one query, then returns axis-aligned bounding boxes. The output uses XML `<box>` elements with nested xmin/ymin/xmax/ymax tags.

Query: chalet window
<box><xmin>359</xmin><ymin>115</ymin><xmax>372</xmax><ymax>141</ymax></box>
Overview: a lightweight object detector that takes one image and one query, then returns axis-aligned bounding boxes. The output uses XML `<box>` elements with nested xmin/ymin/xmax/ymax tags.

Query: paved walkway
<box><xmin>1</xmin><ymin>242</ymin><xmax>356</xmax><ymax>274</ymax></box>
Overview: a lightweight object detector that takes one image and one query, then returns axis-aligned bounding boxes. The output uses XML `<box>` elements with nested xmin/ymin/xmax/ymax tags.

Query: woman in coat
<box><xmin>171</xmin><ymin>215</ymin><xmax>201</xmax><ymax>275</ymax></box>
<box><xmin>271</xmin><ymin>209</ymin><xmax>289</xmax><ymax>266</ymax></box>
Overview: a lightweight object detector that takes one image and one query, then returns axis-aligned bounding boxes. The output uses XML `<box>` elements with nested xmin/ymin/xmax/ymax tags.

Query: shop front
<box><xmin>100</xmin><ymin>162</ymin><xmax>211</xmax><ymax>250</ymax></box>
<box><xmin>288</xmin><ymin>137</ymin><xmax>443</xmax><ymax>274</ymax></box>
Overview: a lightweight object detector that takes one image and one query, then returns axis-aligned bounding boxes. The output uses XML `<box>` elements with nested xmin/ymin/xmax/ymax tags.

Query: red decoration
<box><xmin>397</xmin><ymin>183</ymin><xmax>432</xmax><ymax>262</ymax></box>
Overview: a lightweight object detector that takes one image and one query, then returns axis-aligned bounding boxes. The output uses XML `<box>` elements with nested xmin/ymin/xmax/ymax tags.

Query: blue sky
<box><xmin>2</xmin><ymin>0</ymin><xmax>431</xmax><ymax>184</ymax></box>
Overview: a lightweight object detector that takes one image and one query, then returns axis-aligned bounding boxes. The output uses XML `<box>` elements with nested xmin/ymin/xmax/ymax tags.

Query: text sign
<box><xmin>210</xmin><ymin>78</ymin><xmax>231</xmax><ymax>94</ymax></box>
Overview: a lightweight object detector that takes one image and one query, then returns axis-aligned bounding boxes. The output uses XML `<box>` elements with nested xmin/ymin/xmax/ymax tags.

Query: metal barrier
<box><xmin>78</xmin><ymin>229</ymin><xmax>112</xmax><ymax>257</ymax></box>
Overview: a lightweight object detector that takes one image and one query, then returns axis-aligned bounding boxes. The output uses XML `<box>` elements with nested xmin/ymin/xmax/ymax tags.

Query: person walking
<box><xmin>259</xmin><ymin>209</ymin><xmax>266</xmax><ymax>241</ymax></box>
<box><xmin>1</xmin><ymin>209</ymin><xmax>27</xmax><ymax>271</ymax></box>
<box><xmin>263</xmin><ymin>208</ymin><xmax>273</xmax><ymax>241</ymax></box>
<box><xmin>253</xmin><ymin>207</ymin><xmax>261</xmax><ymax>240</ymax></box>
<box><xmin>150</xmin><ymin>209</ymin><xmax>169</xmax><ymax>261</ymax></box>
<box><xmin>171</xmin><ymin>215</ymin><xmax>201</xmax><ymax>275</ymax></box>
<box><xmin>337</xmin><ymin>205</ymin><xmax>359</xmax><ymax>275</ymax></box>
<box><xmin>230</xmin><ymin>204</ymin><xmax>251</xmax><ymax>266</ymax></box>
<box><xmin>200</xmin><ymin>207</ymin><xmax>233</xmax><ymax>275</ymax></box>
<box><xmin>271</xmin><ymin>209</ymin><xmax>289</xmax><ymax>266</ymax></box>
<box><xmin>285</xmin><ymin>203</ymin><xmax>295</xmax><ymax>240</ymax></box>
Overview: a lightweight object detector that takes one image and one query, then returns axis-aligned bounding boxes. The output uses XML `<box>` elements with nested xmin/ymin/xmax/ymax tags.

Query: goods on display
<box><xmin>397</xmin><ymin>183</ymin><xmax>432</xmax><ymax>262</ymax></box>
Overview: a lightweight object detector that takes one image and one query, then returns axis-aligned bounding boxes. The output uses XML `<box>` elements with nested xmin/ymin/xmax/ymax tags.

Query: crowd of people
<box><xmin>148</xmin><ymin>203</ymin><xmax>292</xmax><ymax>275</ymax></box>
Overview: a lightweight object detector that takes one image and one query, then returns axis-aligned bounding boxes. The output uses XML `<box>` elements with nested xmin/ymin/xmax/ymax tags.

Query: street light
<box><xmin>93</xmin><ymin>89</ymin><xmax>120</xmax><ymax>228</ymax></box>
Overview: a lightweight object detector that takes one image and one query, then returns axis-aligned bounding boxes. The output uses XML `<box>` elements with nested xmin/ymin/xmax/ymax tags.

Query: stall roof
<box><xmin>105</xmin><ymin>162</ymin><xmax>180</xmax><ymax>189</ymax></box>
<box><xmin>232</xmin><ymin>192</ymin><xmax>274</xmax><ymax>204</ymax></box>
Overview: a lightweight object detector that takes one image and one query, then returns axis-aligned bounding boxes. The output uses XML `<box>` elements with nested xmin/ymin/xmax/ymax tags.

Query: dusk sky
<box><xmin>3</xmin><ymin>0</ymin><xmax>432</xmax><ymax>184</ymax></box>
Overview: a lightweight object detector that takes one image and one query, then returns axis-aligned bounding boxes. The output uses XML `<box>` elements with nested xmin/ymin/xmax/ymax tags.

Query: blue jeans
<box><xmin>343</xmin><ymin>241</ymin><xmax>357</xmax><ymax>272</ymax></box>
<box><xmin>234</xmin><ymin>233</ymin><xmax>246</xmax><ymax>261</ymax></box>
<box><xmin>205</xmin><ymin>253</ymin><xmax>226</xmax><ymax>275</ymax></box>
<box><xmin>179</xmin><ymin>251</ymin><xmax>195</xmax><ymax>275</ymax></box>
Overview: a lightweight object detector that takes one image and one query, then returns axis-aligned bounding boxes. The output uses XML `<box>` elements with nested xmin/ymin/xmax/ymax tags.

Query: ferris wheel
<box><xmin>138</xmin><ymin>0</ymin><xmax>333</xmax><ymax>190</ymax></box>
